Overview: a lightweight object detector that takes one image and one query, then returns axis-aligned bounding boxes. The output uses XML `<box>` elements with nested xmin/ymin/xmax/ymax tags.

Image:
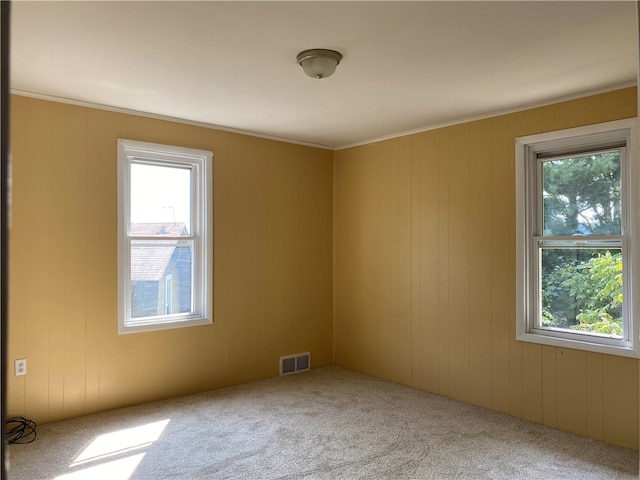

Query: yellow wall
<box><xmin>8</xmin><ymin>88</ymin><xmax>639</xmax><ymax>451</ymax></box>
<box><xmin>7</xmin><ymin>95</ymin><xmax>334</xmax><ymax>424</ymax></box>
<box><xmin>334</xmin><ymin>87</ymin><xmax>639</xmax><ymax>450</ymax></box>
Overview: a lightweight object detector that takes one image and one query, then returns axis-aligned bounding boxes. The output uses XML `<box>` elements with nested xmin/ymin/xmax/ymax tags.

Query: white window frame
<box><xmin>515</xmin><ymin>118</ymin><xmax>639</xmax><ymax>358</ymax></box>
<box><xmin>117</xmin><ymin>139</ymin><xmax>213</xmax><ymax>334</ymax></box>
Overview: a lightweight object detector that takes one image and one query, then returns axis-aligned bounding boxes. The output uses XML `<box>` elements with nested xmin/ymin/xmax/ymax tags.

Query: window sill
<box><xmin>517</xmin><ymin>331</ymin><xmax>639</xmax><ymax>358</ymax></box>
<box><xmin>119</xmin><ymin>316</ymin><xmax>212</xmax><ymax>334</ymax></box>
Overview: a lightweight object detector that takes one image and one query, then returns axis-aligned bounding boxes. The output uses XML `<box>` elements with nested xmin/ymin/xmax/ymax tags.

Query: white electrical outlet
<box><xmin>15</xmin><ymin>358</ymin><xmax>26</xmax><ymax>376</ymax></box>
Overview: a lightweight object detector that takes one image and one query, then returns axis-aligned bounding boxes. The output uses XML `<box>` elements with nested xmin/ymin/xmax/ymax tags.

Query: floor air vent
<box><xmin>279</xmin><ymin>352</ymin><xmax>310</xmax><ymax>376</ymax></box>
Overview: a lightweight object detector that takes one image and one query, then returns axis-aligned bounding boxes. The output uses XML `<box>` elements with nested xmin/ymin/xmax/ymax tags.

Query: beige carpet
<box><xmin>6</xmin><ymin>365</ymin><xmax>639</xmax><ymax>479</ymax></box>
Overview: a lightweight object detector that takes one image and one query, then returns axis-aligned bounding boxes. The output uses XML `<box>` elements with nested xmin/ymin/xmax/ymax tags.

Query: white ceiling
<box><xmin>10</xmin><ymin>1</ymin><xmax>638</xmax><ymax>149</ymax></box>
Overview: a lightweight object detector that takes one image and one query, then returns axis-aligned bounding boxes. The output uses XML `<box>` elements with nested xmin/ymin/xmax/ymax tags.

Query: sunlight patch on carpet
<box><xmin>53</xmin><ymin>419</ymin><xmax>170</xmax><ymax>480</ymax></box>
<box><xmin>54</xmin><ymin>453</ymin><xmax>146</xmax><ymax>480</ymax></box>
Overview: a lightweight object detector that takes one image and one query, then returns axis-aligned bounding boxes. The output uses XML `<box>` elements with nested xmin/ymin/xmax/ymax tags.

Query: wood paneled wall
<box><xmin>8</xmin><ymin>95</ymin><xmax>334</xmax><ymax>424</ymax></box>
<box><xmin>334</xmin><ymin>87</ymin><xmax>639</xmax><ymax>449</ymax></box>
<box><xmin>7</xmin><ymin>88</ymin><xmax>639</xmax><ymax>451</ymax></box>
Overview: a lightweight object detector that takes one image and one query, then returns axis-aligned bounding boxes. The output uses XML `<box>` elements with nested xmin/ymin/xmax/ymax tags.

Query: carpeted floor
<box><xmin>6</xmin><ymin>365</ymin><xmax>639</xmax><ymax>479</ymax></box>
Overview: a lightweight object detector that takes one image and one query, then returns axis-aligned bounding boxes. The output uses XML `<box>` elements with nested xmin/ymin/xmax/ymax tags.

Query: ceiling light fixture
<box><xmin>296</xmin><ymin>49</ymin><xmax>342</xmax><ymax>79</ymax></box>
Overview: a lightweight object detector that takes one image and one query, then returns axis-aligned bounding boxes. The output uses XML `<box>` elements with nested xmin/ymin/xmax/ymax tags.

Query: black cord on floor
<box><xmin>6</xmin><ymin>417</ymin><xmax>36</xmax><ymax>444</ymax></box>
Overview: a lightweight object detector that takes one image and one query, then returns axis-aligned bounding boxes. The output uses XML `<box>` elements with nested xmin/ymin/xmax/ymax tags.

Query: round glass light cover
<box><xmin>300</xmin><ymin>56</ymin><xmax>338</xmax><ymax>79</ymax></box>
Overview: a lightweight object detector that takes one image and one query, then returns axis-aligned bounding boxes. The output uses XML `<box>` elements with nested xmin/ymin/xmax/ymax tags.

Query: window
<box><xmin>117</xmin><ymin>139</ymin><xmax>212</xmax><ymax>333</ymax></box>
<box><xmin>516</xmin><ymin>119</ymin><xmax>639</xmax><ymax>357</ymax></box>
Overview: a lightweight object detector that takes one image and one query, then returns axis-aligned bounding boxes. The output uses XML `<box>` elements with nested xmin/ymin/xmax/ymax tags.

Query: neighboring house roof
<box><xmin>131</xmin><ymin>222</ymin><xmax>188</xmax><ymax>237</ymax></box>
<box><xmin>131</xmin><ymin>244</ymin><xmax>177</xmax><ymax>282</ymax></box>
<box><xmin>130</xmin><ymin>223</ymin><xmax>186</xmax><ymax>282</ymax></box>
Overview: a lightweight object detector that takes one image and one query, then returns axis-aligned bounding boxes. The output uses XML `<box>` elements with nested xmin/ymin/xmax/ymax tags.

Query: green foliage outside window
<box><xmin>542</xmin><ymin>251</ymin><xmax>622</xmax><ymax>336</ymax></box>
<box><xmin>540</xmin><ymin>151</ymin><xmax>623</xmax><ymax>337</ymax></box>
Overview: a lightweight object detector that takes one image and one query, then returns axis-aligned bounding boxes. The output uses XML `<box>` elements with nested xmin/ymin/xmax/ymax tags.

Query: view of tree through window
<box><xmin>539</xmin><ymin>151</ymin><xmax>623</xmax><ymax>337</ymax></box>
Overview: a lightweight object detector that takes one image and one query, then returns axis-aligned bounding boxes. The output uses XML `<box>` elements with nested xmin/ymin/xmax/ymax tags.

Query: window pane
<box><xmin>542</xmin><ymin>151</ymin><xmax>621</xmax><ymax>236</ymax></box>
<box><xmin>131</xmin><ymin>162</ymin><xmax>192</xmax><ymax>236</ymax></box>
<box><xmin>540</xmin><ymin>247</ymin><xmax>622</xmax><ymax>338</ymax></box>
<box><xmin>130</xmin><ymin>240</ymin><xmax>193</xmax><ymax>319</ymax></box>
